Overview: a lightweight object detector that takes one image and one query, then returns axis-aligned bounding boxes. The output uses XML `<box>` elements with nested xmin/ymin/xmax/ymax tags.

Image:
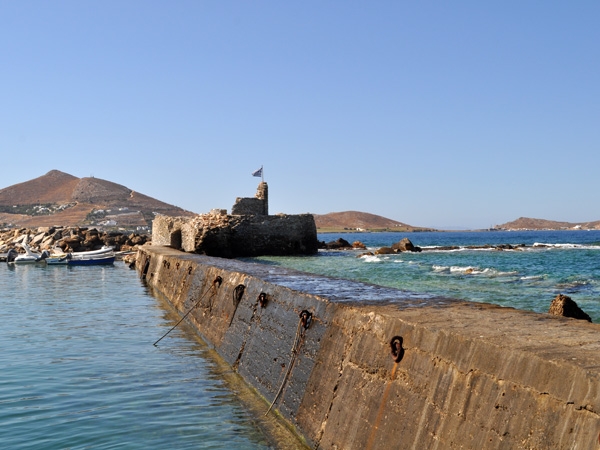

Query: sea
<box><xmin>2</xmin><ymin>230</ymin><xmax>598</xmax><ymax>449</ymax></box>
<box><xmin>0</xmin><ymin>263</ymin><xmax>301</xmax><ymax>449</ymax></box>
<box><xmin>250</xmin><ymin>230</ymin><xmax>600</xmax><ymax>323</ymax></box>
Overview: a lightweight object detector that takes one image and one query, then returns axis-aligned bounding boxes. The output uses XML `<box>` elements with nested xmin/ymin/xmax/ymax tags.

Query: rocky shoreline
<box><xmin>0</xmin><ymin>226</ymin><xmax>150</xmax><ymax>261</ymax></box>
<box><xmin>321</xmin><ymin>237</ymin><xmax>557</xmax><ymax>255</ymax></box>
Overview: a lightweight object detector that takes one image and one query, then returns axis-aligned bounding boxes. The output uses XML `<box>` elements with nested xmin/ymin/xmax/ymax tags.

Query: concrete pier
<box><xmin>137</xmin><ymin>245</ymin><xmax>600</xmax><ymax>449</ymax></box>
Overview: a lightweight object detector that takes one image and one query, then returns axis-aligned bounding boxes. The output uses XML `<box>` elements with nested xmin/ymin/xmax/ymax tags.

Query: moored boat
<box><xmin>66</xmin><ymin>254</ymin><xmax>116</xmax><ymax>265</ymax></box>
<box><xmin>6</xmin><ymin>244</ymin><xmax>115</xmax><ymax>266</ymax></box>
<box><xmin>47</xmin><ymin>246</ymin><xmax>116</xmax><ymax>266</ymax></box>
<box><xmin>6</xmin><ymin>244</ymin><xmax>49</xmax><ymax>264</ymax></box>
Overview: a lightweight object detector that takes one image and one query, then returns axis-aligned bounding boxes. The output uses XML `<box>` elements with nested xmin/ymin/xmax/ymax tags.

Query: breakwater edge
<box><xmin>137</xmin><ymin>243</ymin><xmax>600</xmax><ymax>449</ymax></box>
<box><xmin>264</xmin><ymin>230</ymin><xmax>600</xmax><ymax>323</ymax></box>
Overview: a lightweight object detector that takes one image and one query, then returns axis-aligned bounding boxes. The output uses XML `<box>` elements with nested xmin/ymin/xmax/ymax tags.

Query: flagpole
<box><xmin>261</xmin><ymin>165</ymin><xmax>264</xmax><ymax>182</ymax></box>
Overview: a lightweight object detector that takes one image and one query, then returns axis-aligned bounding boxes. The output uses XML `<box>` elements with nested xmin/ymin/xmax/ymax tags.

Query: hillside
<box><xmin>496</xmin><ymin>217</ymin><xmax>600</xmax><ymax>230</ymax></box>
<box><xmin>312</xmin><ymin>211</ymin><xmax>434</xmax><ymax>232</ymax></box>
<box><xmin>0</xmin><ymin>170</ymin><xmax>195</xmax><ymax>229</ymax></box>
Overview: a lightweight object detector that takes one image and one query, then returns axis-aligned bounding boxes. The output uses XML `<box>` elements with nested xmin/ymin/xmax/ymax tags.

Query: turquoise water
<box><xmin>249</xmin><ymin>231</ymin><xmax>600</xmax><ymax>322</ymax></box>
<box><xmin>0</xmin><ymin>263</ymin><xmax>276</xmax><ymax>449</ymax></box>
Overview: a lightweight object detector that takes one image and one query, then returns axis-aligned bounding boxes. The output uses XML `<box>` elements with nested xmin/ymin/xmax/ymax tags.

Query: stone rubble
<box><xmin>0</xmin><ymin>226</ymin><xmax>150</xmax><ymax>258</ymax></box>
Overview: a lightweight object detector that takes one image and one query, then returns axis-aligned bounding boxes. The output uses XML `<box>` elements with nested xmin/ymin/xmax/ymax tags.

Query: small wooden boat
<box><xmin>66</xmin><ymin>254</ymin><xmax>115</xmax><ymax>266</ymax></box>
<box><xmin>46</xmin><ymin>246</ymin><xmax>116</xmax><ymax>266</ymax></box>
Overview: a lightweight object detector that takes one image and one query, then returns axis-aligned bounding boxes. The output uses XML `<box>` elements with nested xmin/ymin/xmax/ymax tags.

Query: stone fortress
<box><xmin>152</xmin><ymin>182</ymin><xmax>318</xmax><ymax>257</ymax></box>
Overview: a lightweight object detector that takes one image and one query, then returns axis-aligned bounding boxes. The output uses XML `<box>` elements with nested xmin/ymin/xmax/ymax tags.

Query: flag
<box><xmin>252</xmin><ymin>167</ymin><xmax>263</xmax><ymax>177</ymax></box>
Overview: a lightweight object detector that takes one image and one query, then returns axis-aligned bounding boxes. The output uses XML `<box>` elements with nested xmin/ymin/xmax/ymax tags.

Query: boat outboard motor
<box><xmin>40</xmin><ymin>250</ymin><xmax>51</xmax><ymax>260</ymax></box>
<box><xmin>6</xmin><ymin>248</ymin><xmax>18</xmax><ymax>263</ymax></box>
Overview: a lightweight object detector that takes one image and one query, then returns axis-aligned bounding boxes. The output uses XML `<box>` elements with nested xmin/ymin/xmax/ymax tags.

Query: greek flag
<box><xmin>252</xmin><ymin>167</ymin><xmax>263</xmax><ymax>177</ymax></box>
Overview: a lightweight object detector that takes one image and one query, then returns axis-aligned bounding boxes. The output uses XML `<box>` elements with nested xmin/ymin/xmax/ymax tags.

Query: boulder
<box><xmin>324</xmin><ymin>238</ymin><xmax>353</xmax><ymax>250</ymax></box>
<box><xmin>352</xmin><ymin>241</ymin><xmax>366</xmax><ymax>249</ymax></box>
<box><xmin>391</xmin><ymin>238</ymin><xmax>421</xmax><ymax>252</ymax></box>
<box><xmin>131</xmin><ymin>235</ymin><xmax>146</xmax><ymax>245</ymax></box>
<box><xmin>548</xmin><ymin>294</ymin><xmax>592</xmax><ymax>322</ymax></box>
<box><xmin>30</xmin><ymin>231</ymin><xmax>47</xmax><ymax>246</ymax></box>
<box><xmin>62</xmin><ymin>235</ymin><xmax>82</xmax><ymax>246</ymax></box>
<box><xmin>375</xmin><ymin>247</ymin><xmax>394</xmax><ymax>255</ymax></box>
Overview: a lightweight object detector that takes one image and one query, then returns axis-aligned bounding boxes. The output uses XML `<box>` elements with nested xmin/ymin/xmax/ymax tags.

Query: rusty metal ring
<box><xmin>233</xmin><ymin>284</ymin><xmax>245</xmax><ymax>304</ymax></box>
<box><xmin>299</xmin><ymin>310</ymin><xmax>312</xmax><ymax>329</ymax></box>
<box><xmin>258</xmin><ymin>292</ymin><xmax>267</xmax><ymax>307</ymax></box>
<box><xmin>390</xmin><ymin>336</ymin><xmax>404</xmax><ymax>363</ymax></box>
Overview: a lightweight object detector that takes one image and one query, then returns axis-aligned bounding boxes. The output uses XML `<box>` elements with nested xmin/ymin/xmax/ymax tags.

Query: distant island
<box><xmin>0</xmin><ymin>170</ymin><xmax>194</xmax><ymax>230</ymax></box>
<box><xmin>313</xmin><ymin>212</ymin><xmax>600</xmax><ymax>233</ymax></box>
<box><xmin>494</xmin><ymin>217</ymin><xmax>600</xmax><ymax>231</ymax></box>
<box><xmin>312</xmin><ymin>211</ymin><xmax>436</xmax><ymax>232</ymax></box>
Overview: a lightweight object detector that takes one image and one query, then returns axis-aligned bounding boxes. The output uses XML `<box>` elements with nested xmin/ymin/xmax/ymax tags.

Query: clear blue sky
<box><xmin>1</xmin><ymin>2</ymin><xmax>598</xmax><ymax>229</ymax></box>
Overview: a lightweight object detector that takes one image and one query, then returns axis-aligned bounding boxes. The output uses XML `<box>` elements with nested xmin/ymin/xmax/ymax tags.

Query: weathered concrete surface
<box><xmin>153</xmin><ymin>212</ymin><xmax>318</xmax><ymax>257</ymax></box>
<box><xmin>137</xmin><ymin>245</ymin><xmax>600</xmax><ymax>449</ymax></box>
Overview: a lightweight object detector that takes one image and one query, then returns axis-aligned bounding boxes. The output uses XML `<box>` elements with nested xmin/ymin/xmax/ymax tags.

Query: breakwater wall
<box><xmin>137</xmin><ymin>245</ymin><xmax>600</xmax><ymax>449</ymax></box>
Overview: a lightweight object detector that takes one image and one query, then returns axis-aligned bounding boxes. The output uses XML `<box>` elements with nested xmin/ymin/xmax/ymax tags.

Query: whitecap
<box><xmin>486</xmin><ymin>269</ymin><xmax>519</xmax><ymax>277</ymax></box>
<box><xmin>450</xmin><ymin>266</ymin><xmax>475</xmax><ymax>273</ymax></box>
<box><xmin>360</xmin><ymin>255</ymin><xmax>383</xmax><ymax>263</ymax></box>
<box><xmin>521</xmin><ymin>275</ymin><xmax>545</xmax><ymax>281</ymax></box>
<box><xmin>533</xmin><ymin>242</ymin><xmax>600</xmax><ymax>250</ymax></box>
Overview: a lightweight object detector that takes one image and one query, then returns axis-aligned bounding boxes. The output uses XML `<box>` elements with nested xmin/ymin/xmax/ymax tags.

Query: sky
<box><xmin>1</xmin><ymin>2</ymin><xmax>598</xmax><ymax>229</ymax></box>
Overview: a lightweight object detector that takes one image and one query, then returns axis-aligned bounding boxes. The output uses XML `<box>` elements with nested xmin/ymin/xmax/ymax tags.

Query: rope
<box><xmin>265</xmin><ymin>310</ymin><xmax>312</xmax><ymax>416</ymax></box>
<box><xmin>153</xmin><ymin>280</ymin><xmax>216</xmax><ymax>346</ymax></box>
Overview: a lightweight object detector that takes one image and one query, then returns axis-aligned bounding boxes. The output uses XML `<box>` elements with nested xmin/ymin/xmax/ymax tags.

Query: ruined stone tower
<box><xmin>231</xmin><ymin>182</ymin><xmax>268</xmax><ymax>215</ymax></box>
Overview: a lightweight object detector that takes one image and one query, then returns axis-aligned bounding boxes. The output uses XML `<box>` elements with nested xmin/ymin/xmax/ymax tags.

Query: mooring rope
<box><xmin>265</xmin><ymin>310</ymin><xmax>312</xmax><ymax>416</ymax></box>
<box><xmin>153</xmin><ymin>277</ymin><xmax>220</xmax><ymax>346</ymax></box>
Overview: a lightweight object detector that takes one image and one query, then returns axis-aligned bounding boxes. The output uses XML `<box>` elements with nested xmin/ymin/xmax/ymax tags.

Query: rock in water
<box><xmin>324</xmin><ymin>238</ymin><xmax>352</xmax><ymax>250</ymax></box>
<box><xmin>548</xmin><ymin>294</ymin><xmax>592</xmax><ymax>322</ymax></box>
<box><xmin>391</xmin><ymin>237</ymin><xmax>421</xmax><ymax>252</ymax></box>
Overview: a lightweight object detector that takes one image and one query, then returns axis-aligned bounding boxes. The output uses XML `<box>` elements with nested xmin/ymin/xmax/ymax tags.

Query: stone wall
<box><xmin>152</xmin><ymin>211</ymin><xmax>318</xmax><ymax>258</ymax></box>
<box><xmin>137</xmin><ymin>245</ymin><xmax>600</xmax><ymax>450</ymax></box>
<box><xmin>232</xmin><ymin>182</ymin><xmax>268</xmax><ymax>215</ymax></box>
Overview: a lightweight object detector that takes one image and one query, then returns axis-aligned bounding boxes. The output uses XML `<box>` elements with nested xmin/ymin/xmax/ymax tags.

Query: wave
<box><xmin>532</xmin><ymin>242</ymin><xmax>600</xmax><ymax>250</ymax></box>
<box><xmin>432</xmin><ymin>265</ymin><xmax>518</xmax><ymax>277</ymax></box>
<box><xmin>520</xmin><ymin>275</ymin><xmax>546</xmax><ymax>281</ymax></box>
<box><xmin>420</xmin><ymin>243</ymin><xmax>600</xmax><ymax>253</ymax></box>
<box><xmin>555</xmin><ymin>279</ymin><xmax>595</xmax><ymax>292</ymax></box>
<box><xmin>359</xmin><ymin>254</ymin><xmax>386</xmax><ymax>263</ymax></box>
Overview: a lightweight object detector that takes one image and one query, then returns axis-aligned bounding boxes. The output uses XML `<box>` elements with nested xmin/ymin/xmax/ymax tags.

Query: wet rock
<box><xmin>548</xmin><ymin>294</ymin><xmax>592</xmax><ymax>322</ymax></box>
<box><xmin>352</xmin><ymin>241</ymin><xmax>366</xmax><ymax>249</ymax></box>
<box><xmin>357</xmin><ymin>251</ymin><xmax>374</xmax><ymax>258</ymax></box>
<box><xmin>324</xmin><ymin>238</ymin><xmax>353</xmax><ymax>250</ymax></box>
<box><xmin>423</xmin><ymin>245</ymin><xmax>460</xmax><ymax>251</ymax></box>
<box><xmin>391</xmin><ymin>238</ymin><xmax>422</xmax><ymax>252</ymax></box>
<box><xmin>375</xmin><ymin>247</ymin><xmax>394</xmax><ymax>255</ymax></box>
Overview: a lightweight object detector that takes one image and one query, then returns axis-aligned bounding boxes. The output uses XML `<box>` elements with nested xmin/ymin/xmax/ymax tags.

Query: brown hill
<box><xmin>0</xmin><ymin>170</ymin><xmax>195</xmax><ymax>229</ymax></box>
<box><xmin>496</xmin><ymin>217</ymin><xmax>600</xmax><ymax>230</ymax></box>
<box><xmin>312</xmin><ymin>211</ymin><xmax>433</xmax><ymax>231</ymax></box>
